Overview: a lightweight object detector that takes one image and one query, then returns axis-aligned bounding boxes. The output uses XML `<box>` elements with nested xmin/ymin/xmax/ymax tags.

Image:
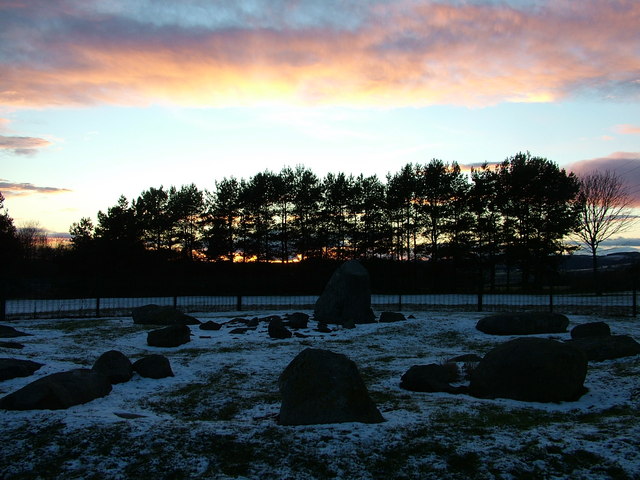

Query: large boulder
<box><xmin>469</xmin><ymin>337</ymin><xmax>587</xmax><ymax>403</ymax></box>
<box><xmin>0</xmin><ymin>369</ymin><xmax>112</xmax><ymax>410</ymax></box>
<box><xmin>0</xmin><ymin>358</ymin><xmax>43</xmax><ymax>381</ymax></box>
<box><xmin>132</xmin><ymin>304</ymin><xmax>200</xmax><ymax>326</ymax></box>
<box><xmin>147</xmin><ymin>324</ymin><xmax>191</xmax><ymax>348</ymax></box>
<box><xmin>278</xmin><ymin>348</ymin><xmax>384</xmax><ymax>425</ymax></box>
<box><xmin>0</xmin><ymin>325</ymin><xmax>31</xmax><ymax>338</ymax></box>
<box><xmin>565</xmin><ymin>335</ymin><xmax>640</xmax><ymax>362</ymax></box>
<box><xmin>400</xmin><ymin>364</ymin><xmax>465</xmax><ymax>394</ymax></box>
<box><xmin>571</xmin><ymin>322</ymin><xmax>611</xmax><ymax>339</ymax></box>
<box><xmin>314</xmin><ymin>260</ymin><xmax>376</xmax><ymax>325</ymax></box>
<box><xmin>133</xmin><ymin>355</ymin><xmax>174</xmax><ymax>379</ymax></box>
<box><xmin>92</xmin><ymin>350</ymin><xmax>133</xmax><ymax>384</ymax></box>
<box><xmin>476</xmin><ymin>312</ymin><xmax>569</xmax><ymax>335</ymax></box>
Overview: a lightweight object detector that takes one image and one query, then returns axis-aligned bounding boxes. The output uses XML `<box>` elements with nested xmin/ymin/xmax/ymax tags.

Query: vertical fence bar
<box><xmin>633</xmin><ymin>287</ymin><xmax>637</xmax><ymax>317</ymax></box>
<box><xmin>173</xmin><ymin>296</ymin><xmax>178</xmax><ymax>310</ymax></box>
<box><xmin>0</xmin><ymin>297</ymin><xmax>6</xmax><ymax>322</ymax></box>
<box><xmin>236</xmin><ymin>295</ymin><xmax>242</xmax><ymax>312</ymax></box>
<box><xmin>95</xmin><ymin>297</ymin><xmax>101</xmax><ymax>318</ymax></box>
<box><xmin>477</xmin><ymin>291</ymin><xmax>483</xmax><ymax>312</ymax></box>
<box><xmin>398</xmin><ymin>294</ymin><xmax>402</xmax><ymax>312</ymax></box>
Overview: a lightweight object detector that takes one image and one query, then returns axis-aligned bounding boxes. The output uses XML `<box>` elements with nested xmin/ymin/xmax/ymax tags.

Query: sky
<box><xmin>1</xmin><ymin>0</ymin><xmax>639</xmax><ymax>249</ymax></box>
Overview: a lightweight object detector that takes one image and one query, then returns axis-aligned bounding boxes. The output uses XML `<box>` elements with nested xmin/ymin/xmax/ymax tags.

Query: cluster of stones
<box><xmin>0</xmin><ymin>347</ymin><xmax>173</xmax><ymax>410</ymax></box>
<box><xmin>3</xmin><ymin>258</ymin><xmax>639</xmax><ymax>426</ymax></box>
<box><xmin>400</xmin><ymin>311</ymin><xmax>640</xmax><ymax>404</ymax></box>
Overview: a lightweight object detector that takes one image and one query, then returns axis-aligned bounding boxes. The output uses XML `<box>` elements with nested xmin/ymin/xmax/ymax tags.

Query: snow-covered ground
<box><xmin>1</xmin><ymin>310</ymin><xmax>639</xmax><ymax>479</ymax></box>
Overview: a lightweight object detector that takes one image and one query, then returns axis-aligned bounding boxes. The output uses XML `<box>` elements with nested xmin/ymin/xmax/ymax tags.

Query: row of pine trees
<box><xmin>70</xmin><ymin>153</ymin><xmax>581</xmax><ymax>282</ymax></box>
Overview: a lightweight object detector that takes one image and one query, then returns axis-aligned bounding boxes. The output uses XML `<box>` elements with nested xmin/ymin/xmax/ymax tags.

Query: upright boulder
<box><xmin>0</xmin><ymin>369</ymin><xmax>112</xmax><ymax>410</ymax></box>
<box><xmin>314</xmin><ymin>260</ymin><xmax>375</xmax><ymax>325</ymax></box>
<box><xmin>92</xmin><ymin>350</ymin><xmax>133</xmax><ymax>384</ymax></box>
<box><xmin>132</xmin><ymin>304</ymin><xmax>200</xmax><ymax>326</ymax></box>
<box><xmin>147</xmin><ymin>324</ymin><xmax>191</xmax><ymax>348</ymax></box>
<box><xmin>469</xmin><ymin>337</ymin><xmax>587</xmax><ymax>403</ymax></box>
<box><xmin>400</xmin><ymin>364</ymin><xmax>465</xmax><ymax>394</ymax></box>
<box><xmin>285</xmin><ymin>312</ymin><xmax>309</xmax><ymax>329</ymax></box>
<box><xmin>278</xmin><ymin>348</ymin><xmax>384</xmax><ymax>425</ymax></box>
<box><xmin>476</xmin><ymin>312</ymin><xmax>569</xmax><ymax>335</ymax></box>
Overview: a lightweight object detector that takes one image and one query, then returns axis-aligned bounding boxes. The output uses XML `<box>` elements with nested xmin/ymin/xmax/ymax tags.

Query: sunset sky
<box><xmin>1</xmin><ymin>0</ymin><xmax>639</xmax><ymax>248</ymax></box>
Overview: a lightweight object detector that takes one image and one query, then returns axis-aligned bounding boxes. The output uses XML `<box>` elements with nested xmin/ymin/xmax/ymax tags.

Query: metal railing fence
<box><xmin>1</xmin><ymin>291</ymin><xmax>637</xmax><ymax>320</ymax></box>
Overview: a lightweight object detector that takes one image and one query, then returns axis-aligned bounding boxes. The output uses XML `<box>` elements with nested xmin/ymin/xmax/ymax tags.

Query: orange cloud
<box><xmin>1</xmin><ymin>1</ymin><xmax>639</xmax><ymax>108</ymax></box>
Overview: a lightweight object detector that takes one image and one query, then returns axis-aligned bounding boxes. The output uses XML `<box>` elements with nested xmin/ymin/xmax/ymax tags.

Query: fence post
<box><xmin>549</xmin><ymin>282</ymin><xmax>554</xmax><ymax>313</ymax></box>
<box><xmin>398</xmin><ymin>294</ymin><xmax>402</xmax><ymax>312</ymax></box>
<box><xmin>477</xmin><ymin>291</ymin><xmax>483</xmax><ymax>312</ymax></box>
<box><xmin>633</xmin><ymin>287</ymin><xmax>637</xmax><ymax>317</ymax></box>
<box><xmin>0</xmin><ymin>297</ymin><xmax>5</xmax><ymax>322</ymax></box>
<box><xmin>95</xmin><ymin>297</ymin><xmax>101</xmax><ymax>318</ymax></box>
<box><xmin>236</xmin><ymin>295</ymin><xmax>242</xmax><ymax>312</ymax></box>
<box><xmin>173</xmin><ymin>296</ymin><xmax>178</xmax><ymax>310</ymax></box>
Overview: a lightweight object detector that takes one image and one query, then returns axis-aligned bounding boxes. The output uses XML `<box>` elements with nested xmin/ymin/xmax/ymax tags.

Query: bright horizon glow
<box><xmin>1</xmin><ymin>1</ymin><xmax>639</xmax><ymax>249</ymax></box>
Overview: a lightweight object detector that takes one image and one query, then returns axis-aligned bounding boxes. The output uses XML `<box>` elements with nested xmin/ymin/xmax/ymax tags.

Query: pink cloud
<box><xmin>615</xmin><ymin>124</ymin><xmax>640</xmax><ymax>135</ymax></box>
<box><xmin>0</xmin><ymin>134</ymin><xmax>52</xmax><ymax>155</ymax></box>
<box><xmin>567</xmin><ymin>152</ymin><xmax>640</xmax><ymax>206</ymax></box>
<box><xmin>0</xmin><ymin>1</ymin><xmax>639</xmax><ymax>108</ymax></box>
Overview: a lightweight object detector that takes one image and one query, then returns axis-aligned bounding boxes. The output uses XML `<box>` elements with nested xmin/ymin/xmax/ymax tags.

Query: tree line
<box><xmin>66</xmin><ymin>152</ymin><xmax>586</xmax><ymax>285</ymax></box>
<box><xmin>1</xmin><ymin>151</ymin><xmax>635</xmax><ymax>294</ymax></box>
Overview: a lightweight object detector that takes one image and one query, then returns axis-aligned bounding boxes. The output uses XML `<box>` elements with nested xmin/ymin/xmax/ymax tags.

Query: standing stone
<box><xmin>469</xmin><ymin>337</ymin><xmax>587</xmax><ymax>402</ymax></box>
<box><xmin>314</xmin><ymin>260</ymin><xmax>375</xmax><ymax>325</ymax></box>
<box><xmin>565</xmin><ymin>335</ymin><xmax>640</xmax><ymax>361</ymax></box>
<box><xmin>278</xmin><ymin>348</ymin><xmax>384</xmax><ymax>425</ymax></box>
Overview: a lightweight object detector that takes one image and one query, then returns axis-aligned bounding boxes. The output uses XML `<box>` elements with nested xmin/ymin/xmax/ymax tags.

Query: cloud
<box><xmin>615</xmin><ymin>124</ymin><xmax>640</xmax><ymax>135</ymax></box>
<box><xmin>567</xmin><ymin>152</ymin><xmax>640</xmax><ymax>206</ymax></box>
<box><xmin>1</xmin><ymin>1</ymin><xmax>639</xmax><ymax>108</ymax></box>
<box><xmin>0</xmin><ymin>179</ymin><xmax>71</xmax><ymax>196</ymax></box>
<box><xmin>0</xmin><ymin>134</ymin><xmax>52</xmax><ymax>155</ymax></box>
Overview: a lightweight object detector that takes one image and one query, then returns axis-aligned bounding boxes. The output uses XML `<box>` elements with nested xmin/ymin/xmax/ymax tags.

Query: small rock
<box><xmin>147</xmin><ymin>324</ymin><xmax>191</xmax><ymax>348</ymax></box>
<box><xmin>199</xmin><ymin>321</ymin><xmax>222</xmax><ymax>331</ymax></box>
<box><xmin>133</xmin><ymin>355</ymin><xmax>174</xmax><ymax>379</ymax></box>
<box><xmin>571</xmin><ymin>322</ymin><xmax>611</xmax><ymax>339</ymax></box>
<box><xmin>92</xmin><ymin>350</ymin><xmax>133</xmax><ymax>384</ymax></box>
<box><xmin>268</xmin><ymin>318</ymin><xmax>292</xmax><ymax>339</ymax></box>
<box><xmin>0</xmin><ymin>325</ymin><xmax>31</xmax><ymax>338</ymax></box>
<box><xmin>379</xmin><ymin>312</ymin><xmax>406</xmax><ymax>323</ymax></box>
<box><xmin>0</xmin><ymin>358</ymin><xmax>43</xmax><ymax>381</ymax></box>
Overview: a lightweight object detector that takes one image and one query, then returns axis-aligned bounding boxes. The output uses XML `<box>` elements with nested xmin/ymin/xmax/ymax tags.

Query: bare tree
<box><xmin>575</xmin><ymin>170</ymin><xmax>637</xmax><ymax>292</ymax></box>
<box><xmin>17</xmin><ymin>220</ymin><xmax>49</xmax><ymax>260</ymax></box>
